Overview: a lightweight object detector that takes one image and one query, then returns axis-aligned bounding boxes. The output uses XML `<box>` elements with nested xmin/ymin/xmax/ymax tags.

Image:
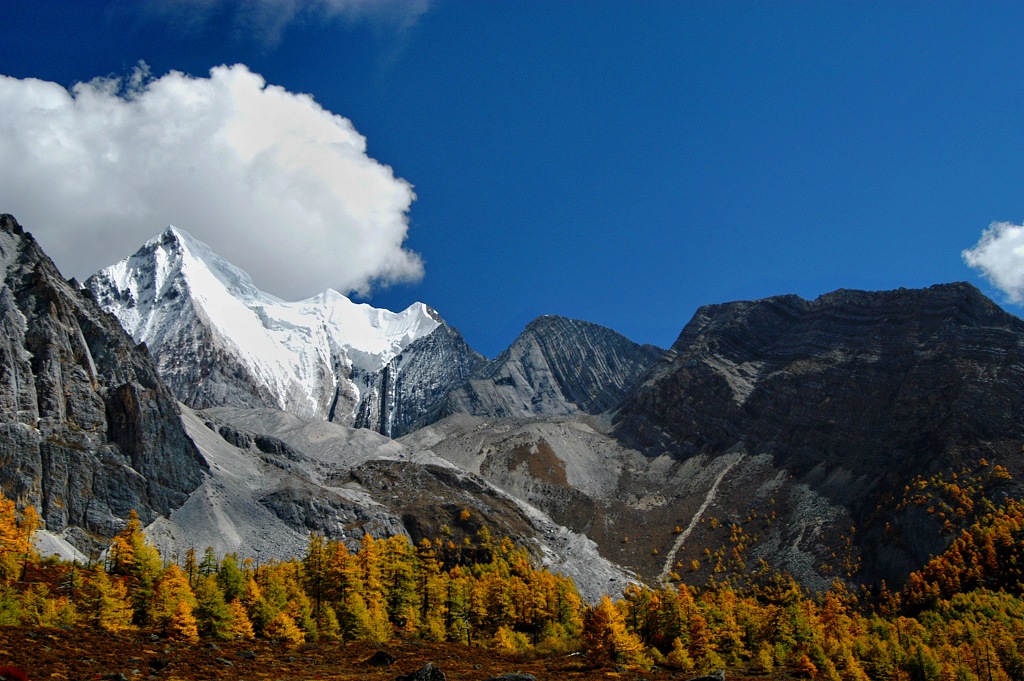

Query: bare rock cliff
<box><xmin>354</xmin><ymin>322</ymin><xmax>486</xmax><ymax>438</ymax></box>
<box><xmin>444</xmin><ymin>315</ymin><xmax>663</xmax><ymax>420</ymax></box>
<box><xmin>0</xmin><ymin>215</ymin><xmax>206</xmax><ymax>550</ymax></box>
<box><xmin>613</xmin><ymin>283</ymin><xmax>1024</xmax><ymax>582</ymax></box>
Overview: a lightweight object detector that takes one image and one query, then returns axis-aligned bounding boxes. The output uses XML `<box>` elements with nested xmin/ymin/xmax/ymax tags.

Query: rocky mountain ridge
<box><xmin>85</xmin><ymin>228</ymin><xmax>662</xmax><ymax>437</ymax></box>
<box><xmin>396</xmin><ymin>284</ymin><xmax>1024</xmax><ymax>589</ymax></box>
<box><xmin>442</xmin><ymin>314</ymin><xmax>663</xmax><ymax>421</ymax></box>
<box><xmin>611</xmin><ymin>282</ymin><xmax>1024</xmax><ymax>583</ymax></box>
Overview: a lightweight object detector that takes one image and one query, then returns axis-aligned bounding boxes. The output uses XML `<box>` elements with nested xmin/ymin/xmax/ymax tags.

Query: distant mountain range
<box><xmin>84</xmin><ymin>226</ymin><xmax>663</xmax><ymax>438</ymax></box>
<box><xmin>3</xmin><ymin>213</ymin><xmax>1023</xmax><ymax>598</ymax></box>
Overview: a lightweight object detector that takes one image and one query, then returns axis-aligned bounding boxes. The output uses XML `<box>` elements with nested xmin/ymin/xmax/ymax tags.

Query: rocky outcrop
<box><xmin>443</xmin><ymin>315</ymin><xmax>663</xmax><ymax>420</ymax></box>
<box><xmin>613</xmin><ymin>283</ymin><xmax>1024</xmax><ymax>582</ymax></box>
<box><xmin>0</xmin><ymin>215</ymin><xmax>206</xmax><ymax>550</ymax></box>
<box><xmin>353</xmin><ymin>321</ymin><xmax>486</xmax><ymax>438</ymax></box>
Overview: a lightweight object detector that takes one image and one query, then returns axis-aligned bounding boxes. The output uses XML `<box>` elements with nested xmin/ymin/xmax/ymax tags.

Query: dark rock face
<box><xmin>444</xmin><ymin>315</ymin><xmax>663</xmax><ymax>420</ymax></box>
<box><xmin>613</xmin><ymin>283</ymin><xmax>1024</xmax><ymax>581</ymax></box>
<box><xmin>354</xmin><ymin>322</ymin><xmax>486</xmax><ymax>438</ymax></box>
<box><xmin>0</xmin><ymin>214</ymin><xmax>206</xmax><ymax>548</ymax></box>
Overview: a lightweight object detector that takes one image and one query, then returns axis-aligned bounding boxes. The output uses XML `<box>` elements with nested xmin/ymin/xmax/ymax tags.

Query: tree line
<box><xmin>1</xmin><ymin>491</ymin><xmax>1023</xmax><ymax>679</ymax></box>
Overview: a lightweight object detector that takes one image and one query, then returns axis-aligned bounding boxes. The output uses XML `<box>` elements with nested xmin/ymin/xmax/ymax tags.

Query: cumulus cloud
<box><xmin>962</xmin><ymin>221</ymin><xmax>1024</xmax><ymax>304</ymax></box>
<box><xmin>142</xmin><ymin>0</ymin><xmax>430</xmax><ymax>45</ymax></box>
<box><xmin>0</xmin><ymin>63</ymin><xmax>423</xmax><ymax>299</ymax></box>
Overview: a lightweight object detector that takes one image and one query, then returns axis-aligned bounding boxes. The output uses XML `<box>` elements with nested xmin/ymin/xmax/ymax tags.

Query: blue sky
<box><xmin>3</xmin><ymin>1</ymin><xmax>1024</xmax><ymax>357</ymax></box>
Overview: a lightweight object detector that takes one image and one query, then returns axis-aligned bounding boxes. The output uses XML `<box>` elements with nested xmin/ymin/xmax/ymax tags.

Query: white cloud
<box><xmin>962</xmin><ymin>221</ymin><xmax>1024</xmax><ymax>304</ymax></box>
<box><xmin>143</xmin><ymin>0</ymin><xmax>430</xmax><ymax>45</ymax></box>
<box><xmin>0</xmin><ymin>63</ymin><xmax>423</xmax><ymax>299</ymax></box>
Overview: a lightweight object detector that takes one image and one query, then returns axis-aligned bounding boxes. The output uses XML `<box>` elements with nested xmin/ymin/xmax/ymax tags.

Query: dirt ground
<box><xmin>0</xmin><ymin>626</ymin><xmax>799</xmax><ymax>681</ymax></box>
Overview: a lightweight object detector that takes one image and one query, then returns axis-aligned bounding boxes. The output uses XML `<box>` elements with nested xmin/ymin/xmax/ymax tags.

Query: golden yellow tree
<box><xmin>169</xmin><ymin>600</ymin><xmax>199</xmax><ymax>642</ymax></box>
<box><xmin>148</xmin><ymin>564</ymin><xmax>197</xmax><ymax>637</ymax></box>
<box><xmin>108</xmin><ymin>509</ymin><xmax>163</xmax><ymax>624</ymax></box>
<box><xmin>582</xmin><ymin>596</ymin><xmax>651</xmax><ymax>666</ymax></box>
<box><xmin>0</xmin><ymin>492</ymin><xmax>38</xmax><ymax>581</ymax></box>
<box><xmin>228</xmin><ymin>599</ymin><xmax>255</xmax><ymax>640</ymax></box>
<box><xmin>87</xmin><ymin>567</ymin><xmax>134</xmax><ymax>633</ymax></box>
<box><xmin>264</xmin><ymin>610</ymin><xmax>305</xmax><ymax>646</ymax></box>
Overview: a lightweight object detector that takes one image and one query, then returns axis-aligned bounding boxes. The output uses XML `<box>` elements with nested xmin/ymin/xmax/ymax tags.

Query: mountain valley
<box><xmin>2</xmin><ymin>213</ymin><xmax>1024</xmax><ymax>602</ymax></box>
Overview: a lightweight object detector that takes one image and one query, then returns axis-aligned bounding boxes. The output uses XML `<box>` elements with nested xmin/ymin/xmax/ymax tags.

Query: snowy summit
<box><xmin>87</xmin><ymin>226</ymin><xmax>441</xmax><ymax>427</ymax></box>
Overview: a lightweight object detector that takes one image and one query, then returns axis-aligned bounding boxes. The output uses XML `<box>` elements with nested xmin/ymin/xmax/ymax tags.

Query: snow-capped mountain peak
<box><xmin>162</xmin><ymin>225</ymin><xmax>273</xmax><ymax>304</ymax></box>
<box><xmin>86</xmin><ymin>226</ymin><xmax>449</xmax><ymax>429</ymax></box>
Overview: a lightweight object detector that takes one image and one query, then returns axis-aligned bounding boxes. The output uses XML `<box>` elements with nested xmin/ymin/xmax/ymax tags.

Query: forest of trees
<box><xmin>2</xmin><ymin>490</ymin><xmax>1023</xmax><ymax>679</ymax></box>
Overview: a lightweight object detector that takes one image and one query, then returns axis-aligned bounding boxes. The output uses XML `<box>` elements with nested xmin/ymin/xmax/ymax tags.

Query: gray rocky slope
<box><xmin>442</xmin><ymin>314</ymin><xmax>663</xmax><ymax>420</ymax></box>
<box><xmin>402</xmin><ymin>412</ymin><xmax>849</xmax><ymax>590</ymax></box>
<box><xmin>146</xmin><ymin>405</ymin><xmax>633</xmax><ymax>602</ymax></box>
<box><xmin>0</xmin><ymin>215</ymin><xmax>206</xmax><ymax>552</ymax></box>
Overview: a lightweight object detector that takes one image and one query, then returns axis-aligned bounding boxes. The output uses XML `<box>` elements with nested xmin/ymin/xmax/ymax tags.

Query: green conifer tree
<box><xmin>195</xmin><ymin>574</ymin><xmax>233</xmax><ymax>639</ymax></box>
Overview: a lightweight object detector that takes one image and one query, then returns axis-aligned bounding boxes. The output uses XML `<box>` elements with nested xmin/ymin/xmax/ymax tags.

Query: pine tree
<box><xmin>87</xmin><ymin>568</ymin><xmax>134</xmax><ymax>633</ymax></box>
<box><xmin>667</xmin><ymin>637</ymin><xmax>696</xmax><ymax>673</ymax></box>
<box><xmin>199</xmin><ymin>546</ymin><xmax>219</xmax><ymax>577</ymax></box>
<box><xmin>184</xmin><ymin>548</ymin><xmax>198</xmax><ymax>588</ymax></box>
<box><xmin>148</xmin><ymin>564</ymin><xmax>197</xmax><ymax>635</ymax></box>
<box><xmin>325</xmin><ymin>540</ymin><xmax>360</xmax><ymax>604</ymax></box>
<box><xmin>315</xmin><ymin>602</ymin><xmax>342</xmax><ymax>641</ymax></box>
<box><xmin>19</xmin><ymin>585</ymin><xmax>76</xmax><ymax>626</ymax></box>
<box><xmin>242</xmin><ymin>576</ymin><xmax>276</xmax><ymax>636</ymax></box>
<box><xmin>492</xmin><ymin>624</ymin><xmax>531</xmax><ymax>653</ymax></box>
<box><xmin>0</xmin><ymin>492</ymin><xmax>38</xmax><ymax>581</ymax></box>
<box><xmin>583</xmin><ymin>596</ymin><xmax>651</xmax><ymax>666</ymax></box>
<box><xmin>416</xmin><ymin>539</ymin><xmax>448</xmax><ymax>641</ymax></box>
<box><xmin>446</xmin><ymin>567</ymin><xmax>472</xmax><ymax>645</ymax></box>
<box><xmin>303</xmin><ymin>533</ymin><xmax>328</xmax><ymax>616</ymax></box>
<box><xmin>0</xmin><ymin>493</ymin><xmax>19</xmax><ymax>558</ymax></box>
<box><xmin>19</xmin><ymin>584</ymin><xmax>55</xmax><ymax>627</ymax></box>
<box><xmin>217</xmin><ymin>553</ymin><xmax>246</xmax><ymax>602</ymax></box>
<box><xmin>195</xmin><ymin>575</ymin><xmax>233</xmax><ymax>639</ymax></box>
<box><xmin>284</xmin><ymin>579</ymin><xmax>316</xmax><ymax>640</ymax></box>
<box><xmin>688</xmin><ymin>608</ymin><xmax>714</xmax><ymax>660</ymax></box>
<box><xmin>381</xmin><ymin>535</ymin><xmax>419</xmax><ymax>632</ymax></box>
<box><xmin>109</xmin><ymin>510</ymin><xmax>162</xmax><ymax>624</ymax></box>
<box><xmin>656</xmin><ymin>586</ymin><xmax>687</xmax><ymax>651</ymax></box>
<box><xmin>169</xmin><ymin>600</ymin><xmax>199</xmax><ymax>642</ymax></box>
<box><xmin>0</xmin><ymin>584</ymin><xmax>20</xmax><ymax>625</ymax></box>
<box><xmin>356</xmin><ymin>535</ymin><xmax>391</xmax><ymax>640</ymax></box>
<box><xmin>264</xmin><ymin>610</ymin><xmax>305</xmax><ymax>647</ymax></box>
<box><xmin>227</xmin><ymin>599</ymin><xmax>255</xmax><ymax>640</ymax></box>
